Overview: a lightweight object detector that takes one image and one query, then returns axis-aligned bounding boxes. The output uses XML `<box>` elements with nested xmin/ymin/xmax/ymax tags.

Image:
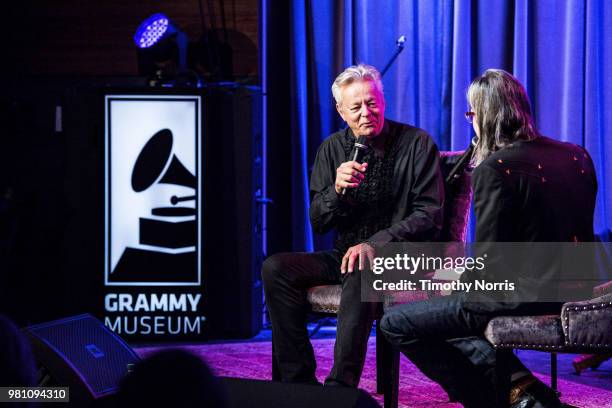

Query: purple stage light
<box><xmin>134</xmin><ymin>13</ymin><xmax>171</xmax><ymax>49</ymax></box>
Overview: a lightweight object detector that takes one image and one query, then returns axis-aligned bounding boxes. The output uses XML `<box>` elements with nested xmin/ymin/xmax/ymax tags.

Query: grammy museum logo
<box><xmin>103</xmin><ymin>95</ymin><xmax>204</xmax><ymax>337</ymax></box>
<box><xmin>105</xmin><ymin>95</ymin><xmax>202</xmax><ymax>286</ymax></box>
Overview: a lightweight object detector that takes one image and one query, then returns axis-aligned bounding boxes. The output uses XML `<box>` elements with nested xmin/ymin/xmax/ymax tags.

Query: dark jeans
<box><xmin>261</xmin><ymin>250</ymin><xmax>379</xmax><ymax>387</ymax></box>
<box><xmin>379</xmin><ymin>292</ymin><xmax>533</xmax><ymax>407</ymax></box>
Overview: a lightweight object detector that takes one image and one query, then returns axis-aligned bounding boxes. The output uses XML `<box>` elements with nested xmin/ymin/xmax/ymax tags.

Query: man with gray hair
<box><xmin>262</xmin><ymin>64</ymin><xmax>444</xmax><ymax>387</ymax></box>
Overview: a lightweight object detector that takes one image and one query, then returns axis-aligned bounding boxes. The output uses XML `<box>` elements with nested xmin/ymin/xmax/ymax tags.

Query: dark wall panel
<box><xmin>6</xmin><ymin>0</ymin><xmax>258</xmax><ymax>77</ymax></box>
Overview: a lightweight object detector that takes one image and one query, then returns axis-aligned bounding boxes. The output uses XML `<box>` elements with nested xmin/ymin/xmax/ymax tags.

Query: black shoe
<box><xmin>324</xmin><ymin>379</ymin><xmax>351</xmax><ymax>387</ymax></box>
<box><xmin>510</xmin><ymin>376</ymin><xmax>561</xmax><ymax>408</ymax></box>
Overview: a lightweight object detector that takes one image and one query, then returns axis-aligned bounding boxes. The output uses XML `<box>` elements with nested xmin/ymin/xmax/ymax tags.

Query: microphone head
<box><xmin>396</xmin><ymin>35</ymin><xmax>406</xmax><ymax>46</ymax></box>
<box><xmin>354</xmin><ymin>135</ymin><xmax>369</xmax><ymax>150</ymax></box>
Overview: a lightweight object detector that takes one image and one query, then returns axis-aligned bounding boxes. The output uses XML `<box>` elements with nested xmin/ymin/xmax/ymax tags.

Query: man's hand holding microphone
<box><xmin>334</xmin><ymin>135</ymin><xmax>370</xmax><ymax>195</ymax></box>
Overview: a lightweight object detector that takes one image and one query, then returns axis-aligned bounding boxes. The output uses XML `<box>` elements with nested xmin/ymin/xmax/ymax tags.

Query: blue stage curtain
<box><xmin>287</xmin><ymin>0</ymin><xmax>612</xmax><ymax>251</ymax></box>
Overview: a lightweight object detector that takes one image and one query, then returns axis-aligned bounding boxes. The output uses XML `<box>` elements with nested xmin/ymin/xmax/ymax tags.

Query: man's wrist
<box><xmin>323</xmin><ymin>184</ymin><xmax>353</xmax><ymax>214</ymax></box>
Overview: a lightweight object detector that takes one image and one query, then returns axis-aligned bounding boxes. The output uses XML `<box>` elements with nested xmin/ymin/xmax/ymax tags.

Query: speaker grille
<box><xmin>26</xmin><ymin>314</ymin><xmax>139</xmax><ymax>397</ymax></box>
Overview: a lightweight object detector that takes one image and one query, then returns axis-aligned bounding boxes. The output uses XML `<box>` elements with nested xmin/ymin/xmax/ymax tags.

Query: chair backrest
<box><xmin>439</xmin><ymin>151</ymin><xmax>472</xmax><ymax>242</ymax></box>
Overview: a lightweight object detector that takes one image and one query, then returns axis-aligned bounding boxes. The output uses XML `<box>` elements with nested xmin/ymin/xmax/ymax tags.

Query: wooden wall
<box><xmin>7</xmin><ymin>0</ymin><xmax>259</xmax><ymax>77</ymax></box>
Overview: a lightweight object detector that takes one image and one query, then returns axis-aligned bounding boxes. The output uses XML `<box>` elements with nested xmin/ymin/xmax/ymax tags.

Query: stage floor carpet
<box><xmin>135</xmin><ymin>336</ymin><xmax>612</xmax><ymax>408</ymax></box>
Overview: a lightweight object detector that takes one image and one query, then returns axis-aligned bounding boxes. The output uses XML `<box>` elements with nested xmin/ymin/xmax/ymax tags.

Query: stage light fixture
<box><xmin>133</xmin><ymin>13</ymin><xmax>190</xmax><ymax>85</ymax></box>
<box><xmin>134</xmin><ymin>13</ymin><xmax>172</xmax><ymax>49</ymax></box>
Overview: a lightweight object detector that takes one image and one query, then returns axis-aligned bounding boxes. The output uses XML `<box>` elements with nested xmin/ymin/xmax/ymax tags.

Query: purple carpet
<box><xmin>135</xmin><ymin>337</ymin><xmax>612</xmax><ymax>408</ymax></box>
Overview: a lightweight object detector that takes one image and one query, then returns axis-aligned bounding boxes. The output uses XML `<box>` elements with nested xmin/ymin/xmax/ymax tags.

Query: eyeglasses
<box><xmin>465</xmin><ymin>111</ymin><xmax>476</xmax><ymax>124</ymax></box>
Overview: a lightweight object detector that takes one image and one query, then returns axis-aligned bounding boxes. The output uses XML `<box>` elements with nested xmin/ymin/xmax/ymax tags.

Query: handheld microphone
<box><xmin>445</xmin><ymin>137</ymin><xmax>478</xmax><ymax>187</ymax></box>
<box><xmin>342</xmin><ymin>135</ymin><xmax>370</xmax><ymax>196</ymax></box>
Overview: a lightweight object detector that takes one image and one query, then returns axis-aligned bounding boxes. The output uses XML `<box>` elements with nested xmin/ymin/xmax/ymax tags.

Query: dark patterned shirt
<box><xmin>309</xmin><ymin>119</ymin><xmax>445</xmax><ymax>253</ymax></box>
<box><xmin>334</xmin><ymin>130</ymin><xmax>399</xmax><ymax>253</ymax></box>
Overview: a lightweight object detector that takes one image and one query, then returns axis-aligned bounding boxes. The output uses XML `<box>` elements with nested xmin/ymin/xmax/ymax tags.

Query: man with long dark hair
<box><xmin>381</xmin><ymin>69</ymin><xmax>597</xmax><ymax>407</ymax></box>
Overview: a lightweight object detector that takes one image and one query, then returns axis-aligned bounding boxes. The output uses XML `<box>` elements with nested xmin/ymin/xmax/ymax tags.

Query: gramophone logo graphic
<box><xmin>105</xmin><ymin>95</ymin><xmax>201</xmax><ymax>286</ymax></box>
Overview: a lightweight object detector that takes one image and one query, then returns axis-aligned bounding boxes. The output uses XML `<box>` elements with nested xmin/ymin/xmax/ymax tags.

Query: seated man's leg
<box><xmin>380</xmin><ymin>292</ymin><xmax>497</xmax><ymax>407</ymax></box>
<box><xmin>326</xmin><ymin>265</ymin><xmax>379</xmax><ymax>387</ymax></box>
<box><xmin>262</xmin><ymin>251</ymin><xmax>340</xmax><ymax>383</ymax></box>
<box><xmin>449</xmin><ymin>336</ymin><xmax>530</xmax><ymax>386</ymax></box>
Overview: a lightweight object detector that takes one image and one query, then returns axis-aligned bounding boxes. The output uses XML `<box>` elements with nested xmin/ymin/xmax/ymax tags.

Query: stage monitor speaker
<box><xmin>23</xmin><ymin>314</ymin><xmax>140</xmax><ymax>407</ymax></box>
<box><xmin>222</xmin><ymin>378</ymin><xmax>381</xmax><ymax>408</ymax></box>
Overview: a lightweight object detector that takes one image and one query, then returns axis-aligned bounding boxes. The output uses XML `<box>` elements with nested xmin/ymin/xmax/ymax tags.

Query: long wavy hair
<box><xmin>468</xmin><ymin>69</ymin><xmax>539</xmax><ymax>166</ymax></box>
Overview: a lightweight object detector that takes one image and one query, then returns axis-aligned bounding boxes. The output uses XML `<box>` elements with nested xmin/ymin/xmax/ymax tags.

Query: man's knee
<box><xmin>380</xmin><ymin>307</ymin><xmax>416</xmax><ymax>347</ymax></box>
<box><xmin>379</xmin><ymin>311</ymin><xmax>397</xmax><ymax>337</ymax></box>
<box><xmin>262</xmin><ymin>252</ymin><xmax>301</xmax><ymax>293</ymax></box>
<box><xmin>261</xmin><ymin>253</ymin><xmax>286</xmax><ymax>289</ymax></box>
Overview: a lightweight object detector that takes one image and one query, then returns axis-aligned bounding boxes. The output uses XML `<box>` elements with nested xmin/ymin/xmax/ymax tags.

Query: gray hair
<box><xmin>331</xmin><ymin>64</ymin><xmax>384</xmax><ymax>105</ymax></box>
<box><xmin>468</xmin><ymin>69</ymin><xmax>539</xmax><ymax>166</ymax></box>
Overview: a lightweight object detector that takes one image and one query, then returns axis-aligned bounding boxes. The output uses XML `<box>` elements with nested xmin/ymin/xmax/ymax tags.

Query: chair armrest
<box><xmin>561</xmin><ymin>293</ymin><xmax>612</xmax><ymax>350</ymax></box>
<box><xmin>593</xmin><ymin>280</ymin><xmax>612</xmax><ymax>298</ymax></box>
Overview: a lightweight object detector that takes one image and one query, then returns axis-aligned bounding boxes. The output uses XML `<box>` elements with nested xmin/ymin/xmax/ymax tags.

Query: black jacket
<box><xmin>465</xmin><ymin>135</ymin><xmax>597</xmax><ymax>312</ymax></box>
